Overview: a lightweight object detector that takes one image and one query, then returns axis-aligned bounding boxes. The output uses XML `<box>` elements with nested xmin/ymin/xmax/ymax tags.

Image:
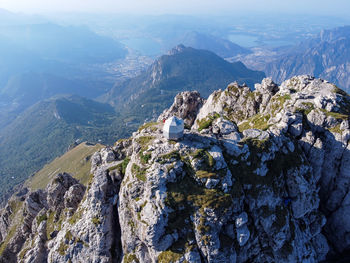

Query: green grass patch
<box><xmin>37</xmin><ymin>213</ymin><xmax>48</xmax><ymax>225</ymax></box>
<box><xmin>195</xmin><ymin>170</ymin><xmax>217</xmax><ymax>179</ymax></box>
<box><xmin>270</xmin><ymin>94</ymin><xmax>292</xmax><ymax>115</ymax></box>
<box><xmin>108</xmin><ymin>157</ymin><xmax>131</xmax><ymax>175</ymax></box>
<box><xmin>124</xmin><ymin>253</ymin><xmax>140</xmax><ymax>263</ymax></box>
<box><xmin>68</xmin><ymin>208</ymin><xmax>84</xmax><ymax>225</ymax></box>
<box><xmin>8</xmin><ymin>200</ymin><xmax>23</xmax><ymax>221</ymax></box>
<box><xmin>242</xmin><ymin>138</ymin><xmax>271</xmax><ymax>153</ymax></box>
<box><xmin>91</xmin><ymin>217</ymin><xmax>101</xmax><ymax>226</ymax></box>
<box><xmin>197</xmin><ymin>113</ymin><xmax>220</xmax><ymax>131</ymax></box>
<box><xmin>135</xmin><ymin>136</ymin><xmax>155</xmax><ymax>165</ymax></box>
<box><xmin>65</xmin><ymin>230</ymin><xmax>73</xmax><ymax>241</ymax></box>
<box><xmin>224</xmin><ymin>137</ymin><xmax>303</xmax><ymax>199</ymax></box>
<box><xmin>0</xmin><ymin>200</ymin><xmax>25</xmax><ymax>256</ymax></box>
<box><xmin>227</xmin><ymin>84</ymin><xmax>240</xmax><ymax>93</ymax></box>
<box><xmin>136</xmin><ymin>136</ymin><xmax>155</xmax><ymax>149</ymax></box>
<box><xmin>131</xmin><ymin>164</ymin><xmax>147</xmax><ymax>182</ymax></box>
<box><xmin>295</xmin><ymin>102</ymin><xmax>315</xmax><ymax>116</ymax></box>
<box><xmin>46</xmin><ymin>210</ymin><xmax>64</xmax><ymax>240</ymax></box>
<box><xmin>139</xmin><ymin>152</ymin><xmax>152</xmax><ymax>164</ymax></box>
<box><xmin>191</xmin><ymin>149</ymin><xmax>215</xmax><ymax>170</ymax></box>
<box><xmin>165</xmin><ymin>164</ymin><xmax>232</xmax><ymax>239</ymax></box>
<box><xmin>46</xmin><ymin>211</ymin><xmax>56</xmax><ymax>240</ymax></box>
<box><xmin>120</xmin><ymin>158</ymin><xmax>131</xmax><ymax>174</ymax></box>
<box><xmin>159</xmin><ymin>151</ymin><xmax>181</xmax><ymax>164</ymax></box>
<box><xmin>18</xmin><ymin>243</ymin><xmax>32</xmax><ymax>261</ymax></box>
<box><xmin>190</xmin><ymin>149</ymin><xmax>205</xmax><ymax>159</ymax></box>
<box><xmin>128</xmin><ymin>220</ymin><xmax>136</xmax><ymax>235</ymax></box>
<box><xmin>27</xmin><ymin>142</ymin><xmax>104</xmax><ymax>190</ymax></box>
<box><xmin>138</xmin><ymin>122</ymin><xmax>158</xmax><ymax>132</ymax></box>
<box><xmin>190</xmin><ymin>149</ymin><xmax>225</xmax><ymax>180</ymax></box>
<box><xmin>223</xmin><ymin>107</ymin><xmax>246</xmax><ymax>123</ymax></box>
<box><xmin>320</xmin><ymin>108</ymin><xmax>348</xmax><ymax>120</ymax></box>
<box><xmin>58</xmin><ymin>241</ymin><xmax>68</xmax><ymax>256</ymax></box>
<box><xmin>213</xmin><ymin>91</ymin><xmax>222</xmax><ymax>103</ymax></box>
<box><xmin>329</xmin><ymin>124</ymin><xmax>342</xmax><ymax>134</ymax></box>
<box><xmin>158</xmin><ymin>250</ymin><xmax>182</xmax><ymax>263</ymax></box>
<box><xmin>0</xmin><ymin>224</ymin><xmax>18</xmax><ymax>256</ymax></box>
<box><xmin>238</xmin><ymin>114</ymin><xmax>270</xmax><ymax>132</ymax></box>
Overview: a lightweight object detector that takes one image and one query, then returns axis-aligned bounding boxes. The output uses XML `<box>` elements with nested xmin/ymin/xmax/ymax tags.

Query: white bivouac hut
<box><xmin>163</xmin><ymin>116</ymin><xmax>184</xmax><ymax>140</ymax></box>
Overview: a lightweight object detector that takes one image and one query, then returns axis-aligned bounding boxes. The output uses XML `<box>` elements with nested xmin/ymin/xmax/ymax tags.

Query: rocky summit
<box><xmin>1</xmin><ymin>75</ymin><xmax>350</xmax><ymax>262</ymax></box>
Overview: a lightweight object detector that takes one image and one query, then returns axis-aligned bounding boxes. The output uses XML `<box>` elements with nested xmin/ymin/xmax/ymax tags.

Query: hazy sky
<box><xmin>1</xmin><ymin>0</ymin><xmax>350</xmax><ymax>16</ymax></box>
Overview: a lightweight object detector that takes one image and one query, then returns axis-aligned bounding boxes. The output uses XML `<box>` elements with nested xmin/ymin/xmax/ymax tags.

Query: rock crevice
<box><xmin>0</xmin><ymin>76</ymin><xmax>349</xmax><ymax>262</ymax></box>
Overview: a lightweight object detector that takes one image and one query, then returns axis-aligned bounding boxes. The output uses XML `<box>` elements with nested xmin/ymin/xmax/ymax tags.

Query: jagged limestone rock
<box><xmin>158</xmin><ymin>91</ymin><xmax>204</xmax><ymax>127</ymax></box>
<box><xmin>1</xmin><ymin>75</ymin><xmax>350</xmax><ymax>262</ymax></box>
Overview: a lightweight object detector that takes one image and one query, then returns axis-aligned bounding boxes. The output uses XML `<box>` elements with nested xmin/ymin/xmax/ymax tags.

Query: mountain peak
<box><xmin>103</xmin><ymin>46</ymin><xmax>264</xmax><ymax>127</ymax></box>
<box><xmin>167</xmin><ymin>44</ymin><xmax>187</xmax><ymax>55</ymax></box>
<box><xmin>1</xmin><ymin>76</ymin><xmax>350</xmax><ymax>262</ymax></box>
<box><xmin>264</xmin><ymin>26</ymin><xmax>350</xmax><ymax>93</ymax></box>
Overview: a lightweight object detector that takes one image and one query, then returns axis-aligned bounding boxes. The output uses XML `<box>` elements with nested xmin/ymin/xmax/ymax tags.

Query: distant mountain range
<box><xmin>0</xmin><ymin>20</ymin><xmax>127</xmax><ymax>132</ymax></box>
<box><xmin>0</xmin><ymin>22</ymin><xmax>127</xmax><ymax>65</ymax></box>
<box><xmin>0</xmin><ymin>72</ymin><xmax>109</xmax><ymax>129</ymax></box>
<box><xmin>121</xmin><ymin>29</ymin><xmax>251</xmax><ymax>58</ymax></box>
<box><xmin>0</xmin><ymin>22</ymin><xmax>126</xmax><ymax>90</ymax></box>
<box><xmin>237</xmin><ymin>26</ymin><xmax>350</xmax><ymax>93</ymax></box>
<box><xmin>0</xmin><ymin>45</ymin><xmax>265</xmax><ymax>201</ymax></box>
<box><xmin>265</xmin><ymin>26</ymin><xmax>350</xmax><ymax>92</ymax></box>
<box><xmin>2</xmin><ymin>75</ymin><xmax>350</xmax><ymax>262</ymax></box>
<box><xmin>101</xmin><ymin>45</ymin><xmax>265</xmax><ymax>123</ymax></box>
<box><xmin>173</xmin><ymin>31</ymin><xmax>251</xmax><ymax>58</ymax></box>
<box><xmin>0</xmin><ymin>95</ymin><xmax>118</xmax><ymax>202</ymax></box>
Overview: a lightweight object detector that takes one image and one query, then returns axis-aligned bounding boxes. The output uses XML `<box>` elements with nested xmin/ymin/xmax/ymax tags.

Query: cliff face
<box><xmin>1</xmin><ymin>75</ymin><xmax>350</xmax><ymax>262</ymax></box>
<box><xmin>264</xmin><ymin>26</ymin><xmax>350</xmax><ymax>93</ymax></box>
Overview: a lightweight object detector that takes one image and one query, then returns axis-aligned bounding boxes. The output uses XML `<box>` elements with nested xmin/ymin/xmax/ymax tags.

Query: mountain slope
<box><xmin>0</xmin><ymin>46</ymin><xmax>264</xmax><ymax>201</ymax></box>
<box><xmin>0</xmin><ymin>72</ymin><xmax>107</xmax><ymax>130</ymax></box>
<box><xmin>1</xmin><ymin>72</ymin><xmax>107</xmax><ymax>102</ymax></box>
<box><xmin>26</xmin><ymin>142</ymin><xmax>104</xmax><ymax>191</ymax></box>
<box><xmin>0</xmin><ymin>75</ymin><xmax>349</xmax><ymax>262</ymax></box>
<box><xmin>102</xmin><ymin>45</ymin><xmax>265</xmax><ymax>124</ymax></box>
<box><xmin>0</xmin><ymin>23</ymin><xmax>127</xmax><ymax>64</ymax></box>
<box><xmin>264</xmin><ymin>26</ymin><xmax>350</xmax><ymax>92</ymax></box>
<box><xmin>0</xmin><ymin>95</ymin><xmax>117</xmax><ymax>201</ymax></box>
<box><xmin>0</xmin><ymin>22</ymin><xmax>127</xmax><ymax>87</ymax></box>
<box><xmin>175</xmin><ymin>31</ymin><xmax>251</xmax><ymax>58</ymax></box>
<box><xmin>0</xmin><ymin>20</ymin><xmax>128</xmax><ymax>131</ymax></box>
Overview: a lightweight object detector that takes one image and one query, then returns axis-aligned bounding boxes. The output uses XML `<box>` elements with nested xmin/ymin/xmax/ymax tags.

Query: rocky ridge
<box><xmin>264</xmin><ymin>26</ymin><xmax>350</xmax><ymax>93</ymax></box>
<box><xmin>0</xmin><ymin>75</ymin><xmax>350</xmax><ymax>262</ymax></box>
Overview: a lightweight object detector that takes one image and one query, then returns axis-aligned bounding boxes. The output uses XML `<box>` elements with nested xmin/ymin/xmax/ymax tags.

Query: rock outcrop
<box><xmin>0</xmin><ymin>75</ymin><xmax>350</xmax><ymax>262</ymax></box>
<box><xmin>158</xmin><ymin>91</ymin><xmax>204</xmax><ymax>127</ymax></box>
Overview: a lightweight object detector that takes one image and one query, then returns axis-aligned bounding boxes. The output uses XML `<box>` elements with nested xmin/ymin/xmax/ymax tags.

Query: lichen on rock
<box><xmin>1</xmin><ymin>75</ymin><xmax>350</xmax><ymax>262</ymax></box>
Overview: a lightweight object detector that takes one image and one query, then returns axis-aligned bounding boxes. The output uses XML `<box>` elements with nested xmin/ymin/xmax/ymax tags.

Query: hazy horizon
<box><xmin>1</xmin><ymin>0</ymin><xmax>350</xmax><ymax>17</ymax></box>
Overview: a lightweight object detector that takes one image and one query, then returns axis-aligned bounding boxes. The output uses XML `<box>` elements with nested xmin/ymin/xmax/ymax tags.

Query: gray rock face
<box><xmin>193</xmin><ymin>82</ymin><xmax>259</xmax><ymax>129</ymax></box>
<box><xmin>46</xmin><ymin>173</ymin><xmax>80</xmax><ymax>212</ymax></box>
<box><xmin>158</xmin><ymin>91</ymin><xmax>204</xmax><ymax>127</ymax></box>
<box><xmin>0</xmin><ymin>173</ymin><xmax>87</xmax><ymax>263</ymax></box>
<box><xmin>212</xmin><ymin>117</ymin><xmax>238</xmax><ymax>135</ymax></box>
<box><xmin>1</xmin><ymin>75</ymin><xmax>350</xmax><ymax>262</ymax></box>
